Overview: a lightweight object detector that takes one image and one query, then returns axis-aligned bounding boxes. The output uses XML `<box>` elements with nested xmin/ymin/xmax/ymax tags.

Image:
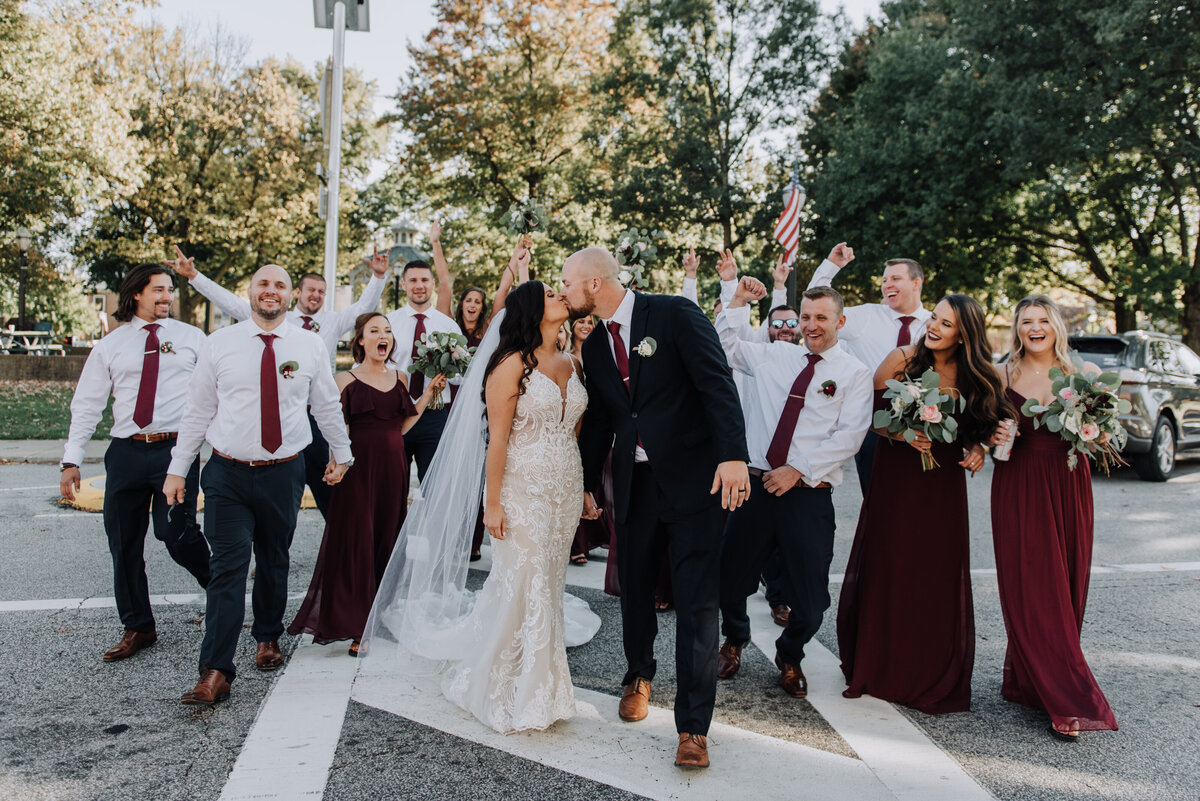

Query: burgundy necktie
<box><xmin>258</xmin><ymin>334</ymin><xmax>283</xmax><ymax>453</ymax></box>
<box><xmin>409</xmin><ymin>313</ymin><xmax>426</xmax><ymax>399</ymax></box>
<box><xmin>300</xmin><ymin>315</ymin><xmax>314</xmax><ymax>331</ymax></box>
<box><xmin>765</xmin><ymin>353</ymin><xmax>822</xmax><ymax>469</ymax></box>
<box><xmin>607</xmin><ymin>321</ymin><xmax>630</xmax><ymax>391</ymax></box>
<box><xmin>132</xmin><ymin>323</ymin><xmax>160</xmax><ymax>428</ymax></box>
<box><xmin>896</xmin><ymin>316</ymin><xmax>916</xmax><ymax>347</ymax></box>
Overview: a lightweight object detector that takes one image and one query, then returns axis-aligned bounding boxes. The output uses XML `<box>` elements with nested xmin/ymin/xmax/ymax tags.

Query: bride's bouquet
<box><xmin>613</xmin><ymin>227</ymin><xmax>662</xmax><ymax>290</ymax></box>
<box><xmin>408</xmin><ymin>331</ymin><xmax>474</xmax><ymax>409</ymax></box>
<box><xmin>500</xmin><ymin>197</ymin><xmax>549</xmax><ymax>236</ymax></box>
<box><xmin>872</xmin><ymin>369</ymin><xmax>963</xmax><ymax>471</ymax></box>
<box><xmin>1018</xmin><ymin>354</ymin><xmax>1131</xmax><ymax>474</ymax></box>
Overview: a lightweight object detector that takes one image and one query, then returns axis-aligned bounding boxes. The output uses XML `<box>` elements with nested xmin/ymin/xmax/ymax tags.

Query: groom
<box><xmin>562</xmin><ymin>247</ymin><xmax>749</xmax><ymax>769</ymax></box>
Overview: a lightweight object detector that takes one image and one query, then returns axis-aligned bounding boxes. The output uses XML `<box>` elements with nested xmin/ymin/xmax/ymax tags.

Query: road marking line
<box><xmin>354</xmin><ymin>675</ymin><xmax>893</xmax><ymax>801</ymax></box>
<box><xmin>0</xmin><ymin>485</ymin><xmax>59</xmax><ymax>492</ymax></box>
<box><xmin>218</xmin><ymin>637</ymin><xmax>358</xmax><ymax>801</ymax></box>
<box><xmin>0</xmin><ymin>592</ymin><xmax>304</xmax><ymax>613</ymax></box>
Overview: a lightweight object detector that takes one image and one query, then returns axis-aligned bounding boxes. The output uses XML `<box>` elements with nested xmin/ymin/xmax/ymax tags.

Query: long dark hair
<box><xmin>114</xmin><ymin>263</ymin><xmax>173</xmax><ymax>322</ymax></box>
<box><xmin>901</xmin><ymin>294</ymin><xmax>1012</xmax><ymax>446</ymax></box>
<box><xmin>454</xmin><ymin>285</ymin><xmax>488</xmax><ymax>342</ymax></box>
<box><xmin>482</xmin><ymin>281</ymin><xmax>546</xmax><ymax>402</ymax></box>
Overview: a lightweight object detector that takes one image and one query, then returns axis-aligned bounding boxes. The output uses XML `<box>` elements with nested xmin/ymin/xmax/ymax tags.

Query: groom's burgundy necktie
<box><xmin>607</xmin><ymin>321</ymin><xmax>630</xmax><ymax>390</ymax></box>
<box><xmin>765</xmin><ymin>353</ymin><xmax>822</xmax><ymax>470</ymax></box>
<box><xmin>896</xmin><ymin>315</ymin><xmax>916</xmax><ymax>347</ymax></box>
<box><xmin>132</xmin><ymin>323</ymin><xmax>160</xmax><ymax>428</ymax></box>
<box><xmin>409</xmin><ymin>313</ymin><xmax>427</xmax><ymax>399</ymax></box>
<box><xmin>258</xmin><ymin>334</ymin><xmax>283</xmax><ymax>454</ymax></box>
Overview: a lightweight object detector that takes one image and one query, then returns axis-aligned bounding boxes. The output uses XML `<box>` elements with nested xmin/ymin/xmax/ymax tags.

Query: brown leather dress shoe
<box><xmin>619</xmin><ymin>677</ymin><xmax>651</xmax><ymax>721</ymax></box>
<box><xmin>103</xmin><ymin>629</ymin><xmax>157</xmax><ymax>662</ymax></box>
<box><xmin>675</xmin><ymin>733</ymin><xmax>709</xmax><ymax>768</ymax></box>
<box><xmin>716</xmin><ymin>639</ymin><xmax>743</xmax><ymax>680</ymax></box>
<box><xmin>775</xmin><ymin>653</ymin><xmax>808</xmax><ymax>698</ymax></box>
<box><xmin>256</xmin><ymin>640</ymin><xmax>284</xmax><ymax>671</ymax></box>
<box><xmin>770</xmin><ymin>604</ymin><xmax>791</xmax><ymax>627</ymax></box>
<box><xmin>181</xmin><ymin>669</ymin><xmax>231</xmax><ymax>706</ymax></box>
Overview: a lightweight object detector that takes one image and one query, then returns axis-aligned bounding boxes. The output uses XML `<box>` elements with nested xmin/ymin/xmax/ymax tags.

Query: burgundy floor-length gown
<box><xmin>289</xmin><ymin>377</ymin><xmax>416</xmax><ymax>644</ymax></box>
<box><xmin>838</xmin><ymin>391</ymin><xmax>974</xmax><ymax>714</ymax></box>
<box><xmin>990</xmin><ymin>387</ymin><xmax>1117</xmax><ymax>732</ymax></box>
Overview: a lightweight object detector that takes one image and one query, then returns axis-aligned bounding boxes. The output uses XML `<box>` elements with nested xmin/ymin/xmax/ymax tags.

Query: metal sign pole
<box><xmin>322</xmin><ymin>0</ymin><xmax>347</xmax><ymax>293</ymax></box>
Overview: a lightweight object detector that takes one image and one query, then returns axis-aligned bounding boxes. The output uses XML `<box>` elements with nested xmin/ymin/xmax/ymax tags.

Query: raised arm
<box><xmin>680</xmin><ymin>246</ymin><xmax>700</xmax><ymax>307</ymax></box>
<box><xmin>430</xmin><ymin>221</ymin><xmax>453</xmax><ymax>317</ymax></box>
<box><xmin>165</xmin><ymin>245</ymin><xmax>251</xmax><ymax>322</ymax></box>
<box><xmin>489</xmin><ymin>236</ymin><xmax>532</xmax><ymax>322</ymax></box>
<box><xmin>330</xmin><ymin>247</ymin><xmax>389</xmax><ymax>336</ymax></box>
<box><xmin>805</xmin><ymin>241</ymin><xmax>855</xmax><ymax>291</ymax></box>
<box><xmin>482</xmin><ymin>354</ymin><xmax>524</xmax><ymax>540</ymax></box>
<box><xmin>716</xmin><ymin>277</ymin><xmax>774</xmax><ymax>375</ymax></box>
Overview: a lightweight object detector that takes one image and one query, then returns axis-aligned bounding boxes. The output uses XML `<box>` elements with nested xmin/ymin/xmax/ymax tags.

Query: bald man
<box><xmin>164</xmin><ymin>265</ymin><xmax>354</xmax><ymax>706</ymax></box>
<box><xmin>563</xmin><ymin>247</ymin><xmax>749</xmax><ymax>769</ymax></box>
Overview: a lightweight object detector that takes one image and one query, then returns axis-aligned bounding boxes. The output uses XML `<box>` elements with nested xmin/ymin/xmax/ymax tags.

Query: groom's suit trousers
<box><xmin>618</xmin><ymin>462</ymin><xmax>723</xmax><ymax>736</ymax></box>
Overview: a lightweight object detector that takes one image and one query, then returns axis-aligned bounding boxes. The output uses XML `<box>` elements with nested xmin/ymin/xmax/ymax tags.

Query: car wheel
<box><xmin>1133</xmin><ymin>417</ymin><xmax>1175</xmax><ymax>481</ymax></box>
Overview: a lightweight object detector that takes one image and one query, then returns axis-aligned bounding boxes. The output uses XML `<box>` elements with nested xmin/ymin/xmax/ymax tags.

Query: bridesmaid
<box><xmin>288</xmin><ymin>313</ymin><xmax>444</xmax><ymax>655</ymax></box>
<box><xmin>838</xmin><ymin>294</ymin><xmax>1010</xmax><ymax>713</ymax></box>
<box><xmin>991</xmin><ymin>295</ymin><xmax>1118</xmax><ymax>740</ymax></box>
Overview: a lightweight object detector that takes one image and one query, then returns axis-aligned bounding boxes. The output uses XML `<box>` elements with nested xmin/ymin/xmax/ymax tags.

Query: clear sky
<box><xmin>139</xmin><ymin>0</ymin><xmax>884</xmax><ymax>116</ymax></box>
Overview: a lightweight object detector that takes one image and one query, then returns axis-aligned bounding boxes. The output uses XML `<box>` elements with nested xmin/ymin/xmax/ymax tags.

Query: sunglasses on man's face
<box><xmin>769</xmin><ymin>319</ymin><xmax>800</xmax><ymax>329</ymax></box>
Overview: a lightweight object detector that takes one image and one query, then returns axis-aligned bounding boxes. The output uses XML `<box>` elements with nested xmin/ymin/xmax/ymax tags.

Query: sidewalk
<box><xmin>0</xmin><ymin>439</ymin><xmax>212</xmax><ymax>464</ymax></box>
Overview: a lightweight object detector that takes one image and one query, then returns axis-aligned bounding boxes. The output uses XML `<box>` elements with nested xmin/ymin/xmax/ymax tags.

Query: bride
<box><xmin>357</xmin><ymin>280</ymin><xmax>598</xmax><ymax>733</ymax></box>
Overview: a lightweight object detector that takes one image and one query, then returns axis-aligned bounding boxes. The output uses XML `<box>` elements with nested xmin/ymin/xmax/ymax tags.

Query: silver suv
<box><xmin>1069</xmin><ymin>331</ymin><xmax>1200</xmax><ymax>481</ymax></box>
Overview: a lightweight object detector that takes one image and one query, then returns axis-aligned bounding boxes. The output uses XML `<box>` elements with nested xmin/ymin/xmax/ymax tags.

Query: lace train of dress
<box><xmin>380</xmin><ymin>369</ymin><xmax>595</xmax><ymax>733</ymax></box>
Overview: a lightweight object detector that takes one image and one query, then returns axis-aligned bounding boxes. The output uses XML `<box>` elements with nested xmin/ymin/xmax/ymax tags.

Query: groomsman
<box><xmin>806</xmin><ymin>243</ymin><xmax>931</xmax><ymax>489</ymax></box>
<box><xmin>61</xmin><ymin>264</ymin><xmax>211</xmax><ymax>662</ymax></box>
<box><xmin>714</xmin><ymin>278</ymin><xmax>872</xmax><ymax>697</ymax></box>
<box><xmin>166</xmin><ymin>246</ymin><xmax>388</xmax><ymax>517</ymax></box>
<box><xmin>164</xmin><ymin>265</ymin><xmax>353</xmax><ymax>706</ymax></box>
<box><xmin>386</xmin><ymin>258</ymin><xmax>461</xmax><ymax>482</ymax></box>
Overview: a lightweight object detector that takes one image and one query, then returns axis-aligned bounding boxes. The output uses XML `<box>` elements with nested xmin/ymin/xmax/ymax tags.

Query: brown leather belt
<box><xmin>131</xmin><ymin>432</ymin><xmax>177</xmax><ymax>443</ymax></box>
<box><xmin>747</xmin><ymin>466</ymin><xmax>831</xmax><ymax>489</ymax></box>
<box><xmin>213</xmin><ymin>449</ymin><xmax>298</xmax><ymax>467</ymax></box>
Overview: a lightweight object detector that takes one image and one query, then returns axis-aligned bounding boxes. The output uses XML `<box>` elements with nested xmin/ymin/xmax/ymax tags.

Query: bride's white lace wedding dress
<box><xmin>439</xmin><ymin>367</ymin><xmax>591</xmax><ymax>732</ymax></box>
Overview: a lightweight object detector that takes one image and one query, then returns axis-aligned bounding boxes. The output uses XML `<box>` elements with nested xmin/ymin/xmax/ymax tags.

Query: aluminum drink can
<box><xmin>993</xmin><ymin>419</ymin><xmax>1018</xmax><ymax>461</ymax></box>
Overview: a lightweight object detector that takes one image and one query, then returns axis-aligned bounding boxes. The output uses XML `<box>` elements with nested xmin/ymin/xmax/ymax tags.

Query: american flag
<box><xmin>773</xmin><ymin>167</ymin><xmax>804</xmax><ymax>266</ymax></box>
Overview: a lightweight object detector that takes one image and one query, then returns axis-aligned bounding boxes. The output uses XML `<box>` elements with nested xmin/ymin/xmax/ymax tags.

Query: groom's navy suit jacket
<box><xmin>580</xmin><ymin>292</ymin><xmax>748</xmax><ymax>525</ymax></box>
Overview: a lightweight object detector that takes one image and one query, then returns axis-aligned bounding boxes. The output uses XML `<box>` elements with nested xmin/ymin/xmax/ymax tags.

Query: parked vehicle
<box><xmin>1068</xmin><ymin>331</ymin><xmax>1200</xmax><ymax>481</ymax></box>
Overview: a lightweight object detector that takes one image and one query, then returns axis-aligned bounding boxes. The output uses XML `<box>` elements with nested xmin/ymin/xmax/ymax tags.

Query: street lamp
<box><xmin>15</xmin><ymin>227</ymin><xmax>32</xmax><ymax>331</ymax></box>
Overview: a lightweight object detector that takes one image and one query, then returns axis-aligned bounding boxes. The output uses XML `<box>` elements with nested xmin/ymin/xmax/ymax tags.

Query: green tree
<box><xmin>77</xmin><ymin>23</ymin><xmax>384</xmax><ymax>324</ymax></box>
<box><xmin>805</xmin><ymin>0</ymin><xmax>1200</xmax><ymax>346</ymax></box>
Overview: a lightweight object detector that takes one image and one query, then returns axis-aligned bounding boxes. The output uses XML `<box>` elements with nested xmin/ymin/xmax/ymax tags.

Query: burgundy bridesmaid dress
<box><xmin>289</xmin><ymin>377</ymin><xmax>416</xmax><ymax>643</ymax></box>
<box><xmin>990</xmin><ymin>387</ymin><xmax>1117</xmax><ymax>732</ymax></box>
<box><xmin>838</xmin><ymin>389</ymin><xmax>974</xmax><ymax>714</ymax></box>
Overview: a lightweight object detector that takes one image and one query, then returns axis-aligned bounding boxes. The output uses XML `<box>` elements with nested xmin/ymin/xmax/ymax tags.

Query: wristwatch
<box><xmin>60</xmin><ymin>462</ymin><xmax>79</xmax><ymax>472</ymax></box>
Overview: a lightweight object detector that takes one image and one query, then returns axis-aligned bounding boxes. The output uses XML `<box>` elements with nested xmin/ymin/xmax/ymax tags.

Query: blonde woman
<box><xmin>990</xmin><ymin>295</ymin><xmax>1117</xmax><ymax>741</ymax></box>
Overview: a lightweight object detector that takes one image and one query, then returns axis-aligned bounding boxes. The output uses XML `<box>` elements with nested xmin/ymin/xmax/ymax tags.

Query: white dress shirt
<box><xmin>806</xmin><ymin>259</ymin><xmax>931</xmax><ymax>368</ymax></box>
<box><xmin>63</xmin><ymin>316</ymin><xmax>206</xmax><ymax>467</ymax></box>
<box><xmin>716</xmin><ymin>305</ymin><xmax>873</xmax><ymax>487</ymax></box>
<box><xmin>167</xmin><ymin>320</ymin><xmax>352</xmax><ymax>476</ymax></box>
<box><xmin>385</xmin><ymin>304</ymin><xmax>463</xmax><ymax>406</ymax></box>
<box><xmin>601</xmin><ymin>290</ymin><xmax>648</xmax><ymax>462</ymax></box>
<box><xmin>188</xmin><ymin>271</ymin><xmax>386</xmax><ymax>358</ymax></box>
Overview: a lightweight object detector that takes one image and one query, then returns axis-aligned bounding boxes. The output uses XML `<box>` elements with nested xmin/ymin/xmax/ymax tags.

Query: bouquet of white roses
<box><xmin>872</xmin><ymin>368</ymin><xmax>963</xmax><ymax>471</ymax></box>
<box><xmin>1018</xmin><ymin>354</ymin><xmax>1131</xmax><ymax>474</ymax></box>
<box><xmin>408</xmin><ymin>331</ymin><xmax>474</xmax><ymax>410</ymax></box>
<box><xmin>500</xmin><ymin>198</ymin><xmax>549</xmax><ymax>236</ymax></box>
<box><xmin>613</xmin><ymin>228</ymin><xmax>662</xmax><ymax>290</ymax></box>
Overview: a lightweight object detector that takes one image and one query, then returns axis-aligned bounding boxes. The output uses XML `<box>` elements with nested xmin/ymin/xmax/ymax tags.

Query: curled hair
<box><xmin>454</xmin><ymin>286</ymin><xmax>489</xmax><ymax>343</ymax></box>
<box><xmin>115</xmin><ymin>263</ymin><xmax>174</xmax><ymax>322</ymax></box>
<box><xmin>1008</xmin><ymin>295</ymin><xmax>1075</xmax><ymax>379</ymax></box>
<box><xmin>350</xmin><ymin>312</ymin><xmax>395</xmax><ymax>364</ymax></box>
<box><xmin>482</xmin><ymin>281</ymin><xmax>546</xmax><ymax>403</ymax></box>
<box><xmin>899</xmin><ymin>294</ymin><xmax>1012</xmax><ymax>446</ymax></box>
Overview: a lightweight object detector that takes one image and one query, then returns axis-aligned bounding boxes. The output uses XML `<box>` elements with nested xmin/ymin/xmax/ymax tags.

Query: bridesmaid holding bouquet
<box><xmin>838</xmin><ymin>294</ymin><xmax>1010</xmax><ymax>714</ymax></box>
<box><xmin>990</xmin><ymin>295</ymin><xmax>1118</xmax><ymax>740</ymax></box>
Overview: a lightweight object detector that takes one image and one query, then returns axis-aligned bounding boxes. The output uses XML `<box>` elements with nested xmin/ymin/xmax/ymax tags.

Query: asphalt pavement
<box><xmin>1</xmin><ymin>445</ymin><xmax>1197</xmax><ymax>801</ymax></box>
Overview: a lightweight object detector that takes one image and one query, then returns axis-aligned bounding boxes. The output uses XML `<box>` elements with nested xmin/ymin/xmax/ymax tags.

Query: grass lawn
<box><xmin>0</xmin><ymin>380</ymin><xmax>113</xmax><ymax>440</ymax></box>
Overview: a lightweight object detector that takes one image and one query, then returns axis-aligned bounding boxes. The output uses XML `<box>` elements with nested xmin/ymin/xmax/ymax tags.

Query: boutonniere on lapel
<box><xmin>159</xmin><ymin>341</ymin><xmax>176</xmax><ymax>355</ymax></box>
<box><xmin>634</xmin><ymin>337</ymin><xmax>657</xmax><ymax>358</ymax></box>
<box><xmin>279</xmin><ymin>361</ymin><xmax>299</xmax><ymax>379</ymax></box>
<box><xmin>820</xmin><ymin>379</ymin><xmax>837</xmax><ymax>397</ymax></box>
<box><xmin>309</xmin><ymin>320</ymin><xmax>320</xmax><ymax>333</ymax></box>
